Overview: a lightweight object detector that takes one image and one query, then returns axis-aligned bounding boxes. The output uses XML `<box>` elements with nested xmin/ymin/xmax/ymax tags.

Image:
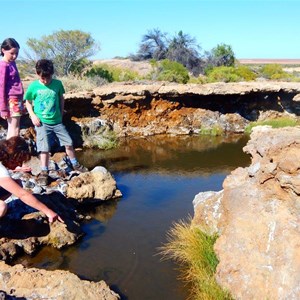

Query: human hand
<box><xmin>47</xmin><ymin>212</ymin><xmax>64</xmax><ymax>224</ymax></box>
<box><xmin>31</xmin><ymin>115</ymin><xmax>41</xmax><ymax>127</ymax></box>
<box><xmin>0</xmin><ymin>111</ymin><xmax>9</xmax><ymax>120</ymax></box>
<box><xmin>14</xmin><ymin>165</ymin><xmax>32</xmax><ymax>173</ymax></box>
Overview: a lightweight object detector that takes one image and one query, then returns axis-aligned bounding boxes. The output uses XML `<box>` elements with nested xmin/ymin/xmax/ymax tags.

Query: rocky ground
<box><xmin>0</xmin><ymin>145</ymin><xmax>121</xmax><ymax>299</ymax></box>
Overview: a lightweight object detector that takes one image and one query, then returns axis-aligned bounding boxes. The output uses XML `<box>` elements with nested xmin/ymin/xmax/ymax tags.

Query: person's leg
<box><xmin>0</xmin><ymin>200</ymin><xmax>7</xmax><ymax>217</ymax></box>
<box><xmin>40</xmin><ymin>151</ymin><xmax>50</xmax><ymax>170</ymax></box>
<box><xmin>65</xmin><ymin>145</ymin><xmax>76</xmax><ymax>159</ymax></box>
<box><xmin>53</xmin><ymin>123</ymin><xmax>76</xmax><ymax>159</ymax></box>
<box><xmin>35</xmin><ymin>124</ymin><xmax>52</xmax><ymax>185</ymax></box>
<box><xmin>53</xmin><ymin>124</ymin><xmax>88</xmax><ymax>172</ymax></box>
<box><xmin>35</xmin><ymin>124</ymin><xmax>51</xmax><ymax>171</ymax></box>
<box><xmin>6</xmin><ymin>116</ymin><xmax>21</xmax><ymax>139</ymax></box>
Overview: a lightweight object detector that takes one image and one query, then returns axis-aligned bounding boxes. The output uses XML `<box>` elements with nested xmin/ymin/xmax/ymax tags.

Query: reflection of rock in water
<box><xmin>80</xmin><ymin>199</ymin><xmax>119</xmax><ymax>223</ymax></box>
<box><xmin>78</xmin><ymin>134</ymin><xmax>251</xmax><ymax>176</ymax></box>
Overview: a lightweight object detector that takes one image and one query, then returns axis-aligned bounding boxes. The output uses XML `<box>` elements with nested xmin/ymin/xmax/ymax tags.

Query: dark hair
<box><xmin>35</xmin><ymin>59</ymin><xmax>54</xmax><ymax>77</ymax></box>
<box><xmin>0</xmin><ymin>137</ymin><xmax>31</xmax><ymax>169</ymax></box>
<box><xmin>1</xmin><ymin>38</ymin><xmax>20</xmax><ymax>57</ymax></box>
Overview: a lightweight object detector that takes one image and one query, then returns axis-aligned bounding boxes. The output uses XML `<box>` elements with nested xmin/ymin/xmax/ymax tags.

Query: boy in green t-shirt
<box><xmin>25</xmin><ymin>59</ymin><xmax>87</xmax><ymax>185</ymax></box>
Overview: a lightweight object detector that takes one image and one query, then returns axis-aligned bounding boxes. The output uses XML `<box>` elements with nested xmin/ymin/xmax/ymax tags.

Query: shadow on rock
<box><xmin>0</xmin><ymin>218</ymin><xmax>50</xmax><ymax>239</ymax></box>
<box><xmin>0</xmin><ymin>290</ymin><xmax>26</xmax><ymax>299</ymax></box>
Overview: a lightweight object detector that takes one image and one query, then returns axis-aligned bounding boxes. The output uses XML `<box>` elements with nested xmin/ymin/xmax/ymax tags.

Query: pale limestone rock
<box><xmin>193</xmin><ymin>126</ymin><xmax>300</xmax><ymax>299</ymax></box>
<box><xmin>0</xmin><ymin>261</ymin><xmax>120</xmax><ymax>299</ymax></box>
<box><xmin>66</xmin><ymin>170</ymin><xmax>121</xmax><ymax>201</ymax></box>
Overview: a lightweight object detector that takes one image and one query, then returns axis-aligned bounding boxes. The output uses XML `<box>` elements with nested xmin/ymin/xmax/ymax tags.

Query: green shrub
<box><xmin>206</xmin><ymin>66</ymin><xmax>240</xmax><ymax>83</ymax></box>
<box><xmin>260</xmin><ymin>64</ymin><xmax>292</xmax><ymax>80</ymax></box>
<box><xmin>159</xmin><ymin>219</ymin><xmax>232</xmax><ymax>300</ymax></box>
<box><xmin>188</xmin><ymin>76</ymin><xmax>208</xmax><ymax>84</ymax></box>
<box><xmin>59</xmin><ymin>75</ymin><xmax>107</xmax><ymax>92</ymax></box>
<box><xmin>199</xmin><ymin>125</ymin><xmax>224</xmax><ymax>136</ymax></box>
<box><xmin>235</xmin><ymin>65</ymin><xmax>257</xmax><ymax>81</ymax></box>
<box><xmin>86</xmin><ymin>63</ymin><xmax>140</xmax><ymax>82</ymax></box>
<box><xmin>82</xmin><ymin>126</ymin><xmax>119</xmax><ymax>149</ymax></box>
<box><xmin>69</xmin><ymin>58</ymin><xmax>92</xmax><ymax>77</ymax></box>
<box><xmin>245</xmin><ymin>117</ymin><xmax>300</xmax><ymax>134</ymax></box>
<box><xmin>148</xmin><ymin>59</ymin><xmax>190</xmax><ymax>83</ymax></box>
<box><xmin>85</xmin><ymin>66</ymin><xmax>114</xmax><ymax>82</ymax></box>
<box><xmin>206</xmin><ymin>65</ymin><xmax>257</xmax><ymax>83</ymax></box>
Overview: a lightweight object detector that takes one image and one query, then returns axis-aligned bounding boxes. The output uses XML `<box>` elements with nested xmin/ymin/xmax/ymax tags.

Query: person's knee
<box><xmin>65</xmin><ymin>145</ymin><xmax>73</xmax><ymax>151</ymax></box>
<box><xmin>0</xmin><ymin>201</ymin><xmax>7</xmax><ymax>217</ymax></box>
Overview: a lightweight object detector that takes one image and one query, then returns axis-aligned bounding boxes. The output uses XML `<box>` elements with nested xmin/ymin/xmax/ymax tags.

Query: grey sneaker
<box><xmin>37</xmin><ymin>170</ymin><xmax>49</xmax><ymax>186</ymax></box>
<box><xmin>72</xmin><ymin>163</ymin><xmax>88</xmax><ymax>173</ymax></box>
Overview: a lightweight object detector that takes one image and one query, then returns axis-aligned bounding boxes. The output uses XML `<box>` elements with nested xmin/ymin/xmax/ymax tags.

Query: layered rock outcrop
<box><xmin>193</xmin><ymin>126</ymin><xmax>300</xmax><ymax>299</ymax></box>
<box><xmin>63</xmin><ymin>81</ymin><xmax>300</xmax><ymax>138</ymax></box>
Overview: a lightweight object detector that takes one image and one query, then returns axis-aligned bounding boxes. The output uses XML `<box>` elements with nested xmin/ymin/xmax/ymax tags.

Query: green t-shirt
<box><xmin>24</xmin><ymin>79</ymin><xmax>65</xmax><ymax>125</ymax></box>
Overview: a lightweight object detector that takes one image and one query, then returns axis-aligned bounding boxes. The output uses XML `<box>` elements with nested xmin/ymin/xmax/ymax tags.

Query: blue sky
<box><xmin>3</xmin><ymin>0</ymin><xmax>299</xmax><ymax>60</ymax></box>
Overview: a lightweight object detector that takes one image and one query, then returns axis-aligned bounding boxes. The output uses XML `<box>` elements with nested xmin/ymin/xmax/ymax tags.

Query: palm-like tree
<box><xmin>131</xmin><ymin>28</ymin><xmax>167</xmax><ymax>61</ymax></box>
<box><xmin>166</xmin><ymin>31</ymin><xmax>202</xmax><ymax>75</ymax></box>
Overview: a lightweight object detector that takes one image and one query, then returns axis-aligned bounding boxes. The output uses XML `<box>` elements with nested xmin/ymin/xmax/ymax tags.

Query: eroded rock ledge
<box><xmin>192</xmin><ymin>126</ymin><xmax>300</xmax><ymax>299</ymax></box>
<box><xmin>64</xmin><ymin>81</ymin><xmax>300</xmax><ymax>137</ymax></box>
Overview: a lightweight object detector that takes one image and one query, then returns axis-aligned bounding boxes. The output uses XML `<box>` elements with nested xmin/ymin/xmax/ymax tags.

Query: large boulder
<box><xmin>66</xmin><ymin>166</ymin><xmax>122</xmax><ymax>201</ymax></box>
<box><xmin>193</xmin><ymin>126</ymin><xmax>300</xmax><ymax>299</ymax></box>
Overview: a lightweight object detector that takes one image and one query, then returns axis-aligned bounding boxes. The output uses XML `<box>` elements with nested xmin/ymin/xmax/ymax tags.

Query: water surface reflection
<box><xmin>17</xmin><ymin>135</ymin><xmax>251</xmax><ymax>300</ymax></box>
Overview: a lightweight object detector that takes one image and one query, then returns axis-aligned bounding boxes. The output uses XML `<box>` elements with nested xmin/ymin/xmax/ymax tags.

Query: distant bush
<box><xmin>59</xmin><ymin>75</ymin><xmax>107</xmax><ymax>92</ymax></box>
<box><xmin>260</xmin><ymin>64</ymin><xmax>292</xmax><ymax>80</ymax></box>
<box><xmin>148</xmin><ymin>59</ymin><xmax>189</xmax><ymax>83</ymax></box>
<box><xmin>188</xmin><ymin>76</ymin><xmax>208</xmax><ymax>84</ymax></box>
<box><xmin>85</xmin><ymin>66</ymin><xmax>114</xmax><ymax>82</ymax></box>
<box><xmin>69</xmin><ymin>58</ymin><xmax>92</xmax><ymax>77</ymax></box>
<box><xmin>85</xmin><ymin>63</ymin><xmax>140</xmax><ymax>82</ymax></box>
<box><xmin>206</xmin><ymin>66</ymin><xmax>240</xmax><ymax>83</ymax></box>
<box><xmin>205</xmin><ymin>65</ymin><xmax>257</xmax><ymax>83</ymax></box>
<box><xmin>235</xmin><ymin>65</ymin><xmax>257</xmax><ymax>81</ymax></box>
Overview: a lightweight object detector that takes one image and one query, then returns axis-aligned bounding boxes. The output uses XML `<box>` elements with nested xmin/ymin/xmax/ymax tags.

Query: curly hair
<box><xmin>0</xmin><ymin>137</ymin><xmax>31</xmax><ymax>169</ymax></box>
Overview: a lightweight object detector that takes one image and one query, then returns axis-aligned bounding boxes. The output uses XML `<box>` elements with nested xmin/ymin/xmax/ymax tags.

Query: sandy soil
<box><xmin>93</xmin><ymin>59</ymin><xmax>152</xmax><ymax>76</ymax></box>
<box><xmin>238</xmin><ymin>58</ymin><xmax>300</xmax><ymax>65</ymax></box>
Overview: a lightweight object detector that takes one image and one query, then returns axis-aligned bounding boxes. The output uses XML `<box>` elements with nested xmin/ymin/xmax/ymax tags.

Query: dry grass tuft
<box><xmin>159</xmin><ymin>219</ymin><xmax>232</xmax><ymax>300</ymax></box>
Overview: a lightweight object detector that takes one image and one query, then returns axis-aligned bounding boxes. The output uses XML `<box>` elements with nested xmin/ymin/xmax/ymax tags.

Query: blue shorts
<box><xmin>0</xmin><ymin>187</ymin><xmax>9</xmax><ymax>199</ymax></box>
<box><xmin>35</xmin><ymin>123</ymin><xmax>73</xmax><ymax>152</ymax></box>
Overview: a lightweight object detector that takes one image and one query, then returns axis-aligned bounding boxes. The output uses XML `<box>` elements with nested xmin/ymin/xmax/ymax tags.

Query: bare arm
<box><xmin>25</xmin><ymin>100</ymin><xmax>41</xmax><ymax>126</ymax></box>
<box><xmin>60</xmin><ymin>95</ymin><xmax>65</xmax><ymax>115</ymax></box>
<box><xmin>0</xmin><ymin>177</ymin><xmax>63</xmax><ymax>223</ymax></box>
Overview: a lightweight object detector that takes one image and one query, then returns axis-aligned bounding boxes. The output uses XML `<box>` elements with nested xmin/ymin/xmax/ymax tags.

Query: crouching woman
<box><xmin>0</xmin><ymin>136</ymin><xmax>63</xmax><ymax>223</ymax></box>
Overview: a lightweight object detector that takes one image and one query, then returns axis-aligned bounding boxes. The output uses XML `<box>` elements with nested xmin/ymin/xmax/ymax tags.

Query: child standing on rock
<box><xmin>25</xmin><ymin>59</ymin><xmax>88</xmax><ymax>186</ymax></box>
<box><xmin>0</xmin><ymin>38</ymin><xmax>27</xmax><ymax>139</ymax></box>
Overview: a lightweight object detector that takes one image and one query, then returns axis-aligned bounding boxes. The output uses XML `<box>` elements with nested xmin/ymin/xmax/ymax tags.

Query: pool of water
<box><xmin>17</xmin><ymin>134</ymin><xmax>251</xmax><ymax>300</ymax></box>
